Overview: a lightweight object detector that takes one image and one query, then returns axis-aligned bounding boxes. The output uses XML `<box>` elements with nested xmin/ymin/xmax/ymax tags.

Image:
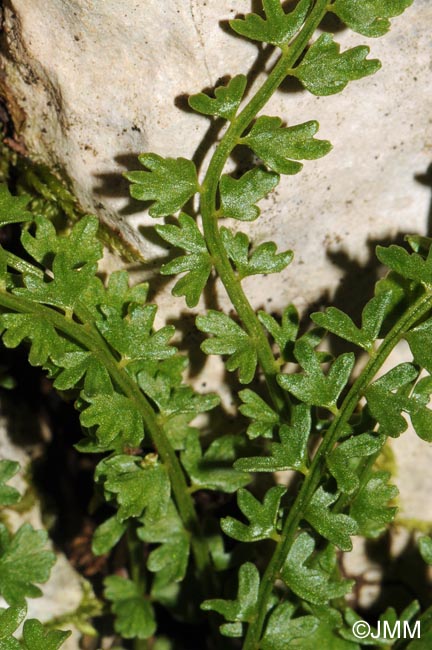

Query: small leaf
<box><xmin>235</xmin><ymin>402</ymin><xmax>311</xmax><ymax>473</ymax></box>
<box><xmin>138</xmin><ymin>501</ymin><xmax>189</xmax><ymax>587</ymax></box>
<box><xmin>80</xmin><ymin>392</ymin><xmax>144</xmax><ymax>450</ymax></box>
<box><xmin>0</xmin><ymin>460</ymin><xmax>20</xmax><ymax>507</ymax></box>
<box><xmin>52</xmin><ymin>351</ymin><xmax>112</xmax><ymax>395</ymax></box>
<box><xmin>312</xmin><ymin>291</ymin><xmax>393</xmax><ymax>352</ymax></box>
<box><xmin>104</xmin><ymin>575</ymin><xmax>156</xmax><ymax>640</ymax></box>
<box><xmin>364</xmin><ymin>363</ymin><xmax>419</xmax><ymax>438</ymax></box>
<box><xmin>22</xmin><ymin>620</ymin><xmax>71</xmax><ymax>650</ymax></box>
<box><xmin>258</xmin><ymin>305</ymin><xmax>299</xmax><ymax>361</ymax></box>
<box><xmin>201</xmin><ymin>563</ymin><xmax>259</xmax><ymax>637</ymax></box>
<box><xmin>125</xmin><ymin>154</ymin><xmax>199</xmax><ymax>217</ymax></box>
<box><xmin>95</xmin><ymin>455</ymin><xmax>170</xmax><ymax>522</ymax></box>
<box><xmin>304</xmin><ymin>487</ymin><xmax>358</xmax><ymax>551</ymax></box>
<box><xmin>221</xmin><ymin>227</ymin><xmax>292</xmax><ymax>278</ymax></box>
<box><xmin>238</xmin><ymin>389</ymin><xmax>279</xmax><ymax>439</ymax></box>
<box><xmin>196</xmin><ymin>310</ymin><xmax>257</xmax><ymax>384</ymax></box>
<box><xmin>0</xmin><ymin>523</ymin><xmax>56</xmax><ymax>605</ymax></box>
<box><xmin>327</xmin><ymin>433</ymin><xmax>385</xmax><ymax>494</ymax></box>
<box><xmin>261</xmin><ymin>602</ymin><xmax>318</xmax><ymax>650</ymax></box>
<box><xmin>189</xmin><ymin>75</ymin><xmax>247</xmax><ymax>120</ymax></box>
<box><xmin>181</xmin><ymin>431</ymin><xmax>250</xmax><ymax>493</ymax></box>
<box><xmin>221</xmin><ymin>485</ymin><xmax>286</xmax><ymax>542</ymax></box>
<box><xmin>331</xmin><ymin>0</ymin><xmax>414</xmax><ymax>38</ymax></box>
<box><xmin>406</xmin><ymin>319</ymin><xmax>432</xmax><ymax>373</ymax></box>
<box><xmin>0</xmin><ymin>314</ymin><xmax>67</xmax><ymax>367</ymax></box>
<box><xmin>240</xmin><ymin>116</ymin><xmax>331</xmax><ymax>174</ymax></box>
<box><xmin>281</xmin><ymin>532</ymin><xmax>354</xmax><ymax>605</ymax></box>
<box><xmin>0</xmin><ymin>185</ymin><xmax>33</xmax><ymax>225</ymax></box>
<box><xmin>350</xmin><ymin>470</ymin><xmax>398</xmax><ymax>538</ymax></box>
<box><xmin>292</xmin><ymin>34</ymin><xmax>381</xmax><ymax>96</ymax></box>
<box><xmin>92</xmin><ymin>516</ymin><xmax>127</xmax><ymax>556</ymax></box>
<box><xmin>278</xmin><ymin>340</ymin><xmax>354</xmax><ymax>411</ymax></box>
<box><xmin>230</xmin><ymin>0</ymin><xmax>312</xmax><ymax>48</ymax></box>
<box><xmin>419</xmin><ymin>536</ymin><xmax>432</xmax><ymax>565</ymax></box>
<box><xmin>156</xmin><ymin>214</ymin><xmax>211</xmax><ymax>307</ymax></box>
<box><xmin>377</xmin><ymin>244</ymin><xmax>432</xmax><ymax>286</ymax></box>
<box><xmin>219</xmin><ymin>168</ymin><xmax>279</xmax><ymax>221</ymax></box>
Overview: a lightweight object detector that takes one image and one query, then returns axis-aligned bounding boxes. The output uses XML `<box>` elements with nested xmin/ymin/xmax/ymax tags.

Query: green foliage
<box><xmin>0</xmin><ymin>524</ymin><xmax>56</xmax><ymax>605</ymax></box>
<box><xmin>156</xmin><ymin>213</ymin><xmax>211</xmax><ymax>307</ymax></box>
<box><xmin>278</xmin><ymin>340</ymin><xmax>354</xmax><ymax>411</ymax></box>
<box><xmin>221</xmin><ymin>485</ymin><xmax>286</xmax><ymax>542</ymax></box>
<box><xmin>0</xmin><ymin>461</ymin><xmax>20</xmax><ymax>506</ymax></box>
<box><xmin>104</xmin><ymin>575</ymin><xmax>156</xmax><ymax>639</ymax></box>
<box><xmin>331</xmin><ymin>0</ymin><xmax>414</xmax><ymax>38</ymax></box>
<box><xmin>281</xmin><ymin>533</ymin><xmax>354</xmax><ymax>605</ymax></box>
<box><xmin>189</xmin><ymin>75</ymin><xmax>247</xmax><ymax>120</ymax></box>
<box><xmin>0</xmin><ymin>0</ymin><xmax>421</xmax><ymax>647</ymax></box>
<box><xmin>220</xmin><ymin>227</ymin><xmax>293</xmax><ymax>278</ymax></box>
<box><xmin>95</xmin><ymin>454</ymin><xmax>170</xmax><ymax>522</ymax></box>
<box><xmin>219</xmin><ymin>168</ymin><xmax>279</xmax><ymax>221</ymax></box>
<box><xmin>240</xmin><ymin>116</ymin><xmax>331</xmax><ymax>174</ymax></box>
<box><xmin>125</xmin><ymin>154</ymin><xmax>198</xmax><ymax>217</ymax></box>
<box><xmin>230</xmin><ymin>0</ymin><xmax>312</xmax><ymax>48</ymax></box>
<box><xmin>292</xmin><ymin>34</ymin><xmax>381</xmax><ymax>96</ymax></box>
<box><xmin>419</xmin><ymin>536</ymin><xmax>432</xmax><ymax>565</ymax></box>
<box><xmin>201</xmin><ymin>563</ymin><xmax>259</xmax><ymax>637</ymax></box>
<box><xmin>196</xmin><ymin>310</ymin><xmax>257</xmax><ymax>383</ymax></box>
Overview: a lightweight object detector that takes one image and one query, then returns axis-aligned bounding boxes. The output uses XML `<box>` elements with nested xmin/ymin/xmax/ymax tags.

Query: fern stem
<box><xmin>0</xmin><ymin>289</ymin><xmax>212</xmax><ymax>577</ymax></box>
<box><xmin>243</xmin><ymin>289</ymin><xmax>432</xmax><ymax>649</ymax></box>
<box><xmin>200</xmin><ymin>0</ymin><xmax>329</xmax><ymax>415</ymax></box>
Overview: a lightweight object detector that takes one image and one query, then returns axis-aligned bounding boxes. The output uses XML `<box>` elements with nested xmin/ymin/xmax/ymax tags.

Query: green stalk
<box><xmin>242</xmin><ymin>289</ymin><xmax>432</xmax><ymax>649</ymax></box>
<box><xmin>0</xmin><ymin>289</ymin><xmax>211</xmax><ymax>577</ymax></box>
<box><xmin>200</xmin><ymin>0</ymin><xmax>329</xmax><ymax>415</ymax></box>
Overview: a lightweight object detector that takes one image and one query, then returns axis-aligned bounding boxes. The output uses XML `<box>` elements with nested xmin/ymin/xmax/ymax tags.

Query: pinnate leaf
<box><xmin>235</xmin><ymin>402</ymin><xmax>311</xmax><ymax>473</ymax></box>
<box><xmin>92</xmin><ymin>516</ymin><xmax>127</xmax><ymax>556</ymax></box>
<box><xmin>138</xmin><ymin>501</ymin><xmax>189</xmax><ymax>587</ymax></box>
<box><xmin>201</xmin><ymin>563</ymin><xmax>260</xmax><ymax>637</ymax></box>
<box><xmin>230</xmin><ymin>0</ymin><xmax>311</xmax><ymax>48</ymax></box>
<box><xmin>327</xmin><ymin>433</ymin><xmax>385</xmax><ymax>494</ymax></box>
<box><xmin>196</xmin><ymin>310</ymin><xmax>257</xmax><ymax>384</ymax></box>
<box><xmin>80</xmin><ymin>392</ymin><xmax>144</xmax><ymax>450</ymax></box>
<box><xmin>104</xmin><ymin>575</ymin><xmax>156</xmax><ymax>640</ymax></box>
<box><xmin>332</xmin><ymin>0</ymin><xmax>414</xmax><ymax>38</ymax></box>
<box><xmin>0</xmin><ymin>523</ymin><xmax>56</xmax><ymax>605</ymax></box>
<box><xmin>238</xmin><ymin>389</ymin><xmax>279</xmax><ymax>439</ymax></box>
<box><xmin>350</xmin><ymin>470</ymin><xmax>398</xmax><ymax>538</ymax></box>
<box><xmin>292</xmin><ymin>34</ymin><xmax>381</xmax><ymax>96</ymax></box>
<box><xmin>0</xmin><ymin>604</ymin><xmax>27</xmax><ymax>650</ymax></box>
<box><xmin>311</xmin><ymin>291</ymin><xmax>393</xmax><ymax>352</ymax></box>
<box><xmin>22</xmin><ymin>620</ymin><xmax>71</xmax><ymax>650</ymax></box>
<box><xmin>278</xmin><ymin>340</ymin><xmax>354</xmax><ymax>410</ymax></box>
<box><xmin>377</xmin><ymin>244</ymin><xmax>432</xmax><ymax>286</ymax></box>
<box><xmin>221</xmin><ymin>227</ymin><xmax>292</xmax><ymax>278</ymax></box>
<box><xmin>258</xmin><ymin>305</ymin><xmax>299</xmax><ymax>361</ymax></box>
<box><xmin>95</xmin><ymin>454</ymin><xmax>170</xmax><ymax>522</ymax></box>
<box><xmin>0</xmin><ymin>314</ymin><xmax>67</xmax><ymax>367</ymax></box>
<box><xmin>181</xmin><ymin>431</ymin><xmax>250</xmax><ymax>493</ymax></box>
<box><xmin>125</xmin><ymin>154</ymin><xmax>199</xmax><ymax>217</ymax></box>
<box><xmin>221</xmin><ymin>485</ymin><xmax>286</xmax><ymax>543</ymax></box>
<box><xmin>261</xmin><ymin>602</ymin><xmax>318</xmax><ymax>650</ymax></box>
<box><xmin>281</xmin><ymin>532</ymin><xmax>354</xmax><ymax>605</ymax></box>
<box><xmin>240</xmin><ymin>116</ymin><xmax>331</xmax><ymax>174</ymax></box>
<box><xmin>156</xmin><ymin>213</ymin><xmax>211</xmax><ymax>307</ymax></box>
<box><xmin>304</xmin><ymin>487</ymin><xmax>358</xmax><ymax>551</ymax></box>
<box><xmin>219</xmin><ymin>168</ymin><xmax>279</xmax><ymax>221</ymax></box>
<box><xmin>189</xmin><ymin>75</ymin><xmax>247</xmax><ymax>120</ymax></box>
<box><xmin>0</xmin><ymin>185</ymin><xmax>32</xmax><ymax>226</ymax></box>
<box><xmin>0</xmin><ymin>460</ymin><xmax>20</xmax><ymax>506</ymax></box>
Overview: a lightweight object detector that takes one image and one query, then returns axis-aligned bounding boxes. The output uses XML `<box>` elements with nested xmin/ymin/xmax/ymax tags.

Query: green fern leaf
<box><xmin>22</xmin><ymin>620</ymin><xmax>71</xmax><ymax>650</ymax></box>
<box><xmin>0</xmin><ymin>460</ymin><xmax>20</xmax><ymax>506</ymax></box>
<box><xmin>219</xmin><ymin>168</ymin><xmax>279</xmax><ymax>221</ymax></box>
<box><xmin>292</xmin><ymin>34</ymin><xmax>381</xmax><ymax>96</ymax></box>
<box><xmin>350</xmin><ymin>470</ymin><xmax>398</xmax><ymax>538</ymax></box>
<box><xmin>189</xmin><ymin>75</ymin><xmax>247</xmax><ymax>120</ymax></box>
<box><xmin>258</xmin><ymin>305</ymin><xmax>299</xmax><ymax>361</ymax></box>
<box><xmin>238</xmin><ymin>389</ymin><xmax>279</xmax><ymax>439</ymax></box>
<box><xmin>221</xmin><ymin>227</ymin><xmax>292</xmax><ymax>278</ymax></box>
<box><xmin>327</xmin><ymin>433</ymin><xmax>386</xmax><ymax>494</ymax></box>
<box><xmin>125</xmin><ymin>154</ymin><xmax>199</xmax><ymax>217</ymax></box>
<box><xmin>80</xmin><ymin>392</ymin><xmax>144</xmax><ymax>450</ymax></box>
<box><xmin>92</xmin><ymin>516</ymin><xmax>127</xmax><ymax>556</ymax></box>
<box><xmin>104</xmin><ymin>575</ymin><xmax>156</xmax><ymax>640</ymax></box>
<box><xmin>331</xmin><ymin>0</ymin><xmax>414</xmax><ymax>38</ymax></box>
<box><xmin>221</xmin><ymin>485</ymin><xmax>286</xmax><ymax>542</ymax></box>
<box><xmin>0</xmin><ymin>185</ymin><xmax>33</xmax><ymax>226</ymax></box>
<box><xmin>377</xmin><ymin>244</ymin><xmax>432</xmax><ymax>286</ymax></box>
<box><xmin>261</xmin><ymin>602</ymin><xmax>318</xmax><ymax>650</ymax></box>
<box><xmin>304</xmin><ymin>487</ymin><xmax>358</xmax><ymax>551</ymax></box>
<box><xmin>240</xmin><ymin>116</ymin><xmax>331</xmax><ymax>174</ymax></box>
